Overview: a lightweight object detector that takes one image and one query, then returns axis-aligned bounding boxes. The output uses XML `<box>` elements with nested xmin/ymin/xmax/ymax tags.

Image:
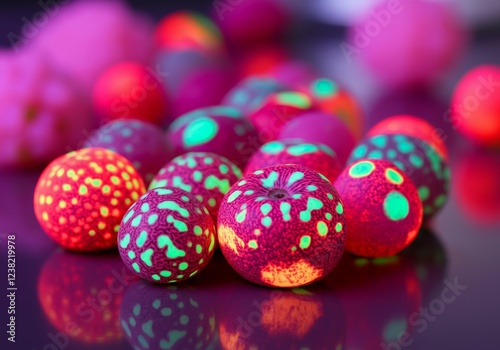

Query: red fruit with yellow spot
<box><xmin>33</xmin><ymin>148</ymin><xmax>146</xmax><ymax>252</ymax></box>
<box><xmin>334</xmin><ymin>159</ymin><xmax>423</xmax><ymax>257</ymax></box>
<box><xmin>217</xmin><ymin>164</ymin><xmax>346</xmax><ymax>288</ymax></box>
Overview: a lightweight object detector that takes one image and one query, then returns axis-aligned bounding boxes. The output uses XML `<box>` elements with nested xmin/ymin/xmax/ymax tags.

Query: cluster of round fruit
<box><xmin>33</xmin><ymin>84</ymin><xmax>449</xmax><ymax>289</ymax></box>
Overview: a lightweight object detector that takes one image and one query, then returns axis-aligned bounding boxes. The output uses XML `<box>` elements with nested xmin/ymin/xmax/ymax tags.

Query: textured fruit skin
<box><xmin>222</xmin><ymin>77</ymin><xmax>287</xmax><ymax>116</ymax></box>
<box><xmin>38</xmin><ymin>250</ymin><xmax>135</xmax><ymax>344</ymax></box>
<box><xmin>120</xmin><ymin>281</ymin><xmax>217</xmax><ymax>350</ymax></box>
<box><xmin>249</xmin><ymin>91</ymin><xmax>316</xmax><ymax>143</ymax></box>
<box><xmin>367</xmin><ymin>114</ymin><xmax>448</xmax><ymax>159</ymax></box>
<box><xmin>452</xmin><ymin>65</ymin><xmax>500</xmax><ymax>148</ymax></box>
<box><xmin>245</xmin><ymin>140</ymin><xmax>342</xmax><ymax>183</ymax></box>
<box><xmin>155</xmin><ymin>11</ymin><xmax>223</xmax><ymax>55</ymax></box>
<box><xmin>33</xmin><ymin>148</ymin><xmax>146</xmax><ymax>252</ymax></box>
<box><xmin>218</xmin><ymin>164</ymin><xmax>346</xmax><ymax>288</ymax></box>
<box><xmin>305</xmin><ymin>78</ymin><xmax>364</xmax><ymax>140</ymax></box>
<box><xmin>84</xmin><ymin>119</ymin><xmax>173</xmax><ymax>185</ymax></box>
<box><xmin>278</xmin><ymin>111</ymin><xmax>357</xmax><ymax>166</ymax></box>
<box><xmin>149</xmin><ymin>152</ymin><xmax>242</xmax><ymax>223</ymax></box>
<box><xmin>92</xmin><ymin>62</ymin><xmax>169</xmax><ymax>126</ymax></box>
<box><xmin>348</xmin><ymin>133</ymin><xmax>450</xmax><ymax>220</ymax></box>
<box><xmin>118</xmin><ymin>187</ymin><xmax>216</xmax><ymax>283</ymax></box>
<box><xmin>167</xmin><ymin>106</ymin><xmax>260</xmax><ymax>168</ymax></box>
<box><xmin>335</xmin><ymin>159</ymin><xmax>423</xmax><ymax>258</ymax></box>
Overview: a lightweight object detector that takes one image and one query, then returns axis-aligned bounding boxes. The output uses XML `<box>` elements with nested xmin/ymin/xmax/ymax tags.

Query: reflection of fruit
<box><xmin>327</xmin><ymin>252</ymin><xmax>422</xmax><ymax>349</ymax></box>
<box><xmin>454</xmin><ymin>147</ymin><xmax>500</xmax><ymax>223</ymax></box>
<box><xmin>38</xmin><ymin>250</ymin><xmax>136</xmax><ymax>344</ymax></box>
<box><xmin>120</xmin><ymin>281</ymin><xmax>217</xmax><ymax>350</ymax></box>
<box><xmin>401</xmin><ymin>229</ymin><xmax>448</xmax><ymax>303</ymax></box>
<box><xmin>218</xmin><ymin>283</ymin><xmax>345</xmax><ymax>350</ymax></box>
<box><xmin>218</xmin><ymin>164</ymin><xmax>346</xmax><ymax>287</ymax></box>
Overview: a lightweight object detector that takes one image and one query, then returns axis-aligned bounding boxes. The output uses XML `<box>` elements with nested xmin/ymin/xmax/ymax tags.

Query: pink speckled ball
<box><xmin>149</xmin><ymin>152</ymin><xmax>243</xmax><ymax>223</ymax></box>
<box><xmin>118</xmin><ymin>187</ymin><xmax>216</xmax><ymax>283</ymax></box>
<box><xmin>249</xmin><ymin>91</ymin><xmax>316</xmax><ymax>143</ymax></box>
<box><xmin>278</xmin><ymin>112</ymin><xmax>357</xmax><ymax>166</ymax></box>
<box><xmin>334</xmin><ymin>159</ymin><xmax>423</xmax><ymax>257</ymax></box>
<box><xmin>0</xmin><ymin>50</ymin><xmax>90</xmax><ymax>169</ymax></box>
<box><xmin>84</xmin><ymin>119</ymin><xmax>173</xmax><ymax>185</ymax></box>
<box><xmin>166</xmin><ymin>106</ymin><xmax>261</xmax><ymax>168</ymax></box>
<box><xmin>348</xmin><ymin>0</ymin><xmax>466</xmax><ymax>87</ymax></box>
<box><xmin>28</xmin><ymin>0</ymin><xmax>154</xmax><ymax>94</ymax></box>
<box><xmin>245</xmin><ymin>139</ymin><xmax>343</xmax><ymax>183</ymax></box>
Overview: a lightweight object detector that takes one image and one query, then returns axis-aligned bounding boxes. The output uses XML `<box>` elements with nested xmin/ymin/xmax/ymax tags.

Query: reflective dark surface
<box><xmin>1</xmin><ymin>4</ymin><xmax>500</xmax><ymax>350</ymax></box>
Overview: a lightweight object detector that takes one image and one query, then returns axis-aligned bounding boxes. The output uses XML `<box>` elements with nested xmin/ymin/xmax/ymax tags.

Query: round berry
<box><xmin>118</xmin><ymin>187</ymin><xmax>216</xmax><ymax>283</ymax></box>
<box><xmin>218</xmin><ymin>164</ymin><xmax>346</xmax><ymax>287</ymax></box>
<box><xmin>33</xmin><ymin>148</ymin><xmax>146</xmax><ymax>252</ymax></box>
<box><xmin>334</xmin><ymin>159</ymin><xmax>423</xmax><ymax>257</ymax></box>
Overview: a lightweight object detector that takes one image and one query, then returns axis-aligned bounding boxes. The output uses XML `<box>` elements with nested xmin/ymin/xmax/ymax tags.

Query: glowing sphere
<box><xmin>33</xmin><ymin>148</ymin><xmax>146</xmax><ymax>252</ymax></box>
<box><xmin>306</xmin><ymin>78</ymin><xmax>364</xmax><ymax>139</ymax></box>
<box><xmin>334</xmin><ymin>159</ymin><xmax>422</xmax><ymax>257</ymax></box>
<box><xmin>245</xmin><ymin>140</ymin><xmax>342</xmax><ymax>183</ymax></box>
<box><xmin>38</xmin><ymin>251</ymin><xmax>136</xmax><ymax>344</ymax></box>
<box><xmin>118</xmin><ymin>187</ymin><xmax>216</xmax><ymax>283</ymax></box>
<box><xmin>327</xmin><ymin>252</ymin><xmax>422</xmax><ymax>349</ymax></box>
<box><xmin>84</xmin><ymin>119</ymin><xmax>173</xmax><ymax>185</ymax></box>
<box><xmin>367</xmin><ymin>114</ymin><xmax>448</xmax><ymax>159</ymax></box>
<box><xmin>348</xmin><ymin>0</ymin><xmax>465</xmax><ymax>87</ymax></box>
<box><xmin>451</xmin><ymin>65</ymin><xmax>500</xmax><ymax>148</ymax></box>
<box><xmin>155</xmin><ymin>11</ymin><xmax>223</xmax><ymax>55</ymax></box>
<box><xmin>249</xmin><ymin>91</ymin><xmax>316</xmax><ymax>143</ymax></box>
<box><xmin>149</xmin><ymin>152</ymin><xmax>242</xmax><ymax>224</ymax></box>
<box><xmin>166</xmin><ymin>106</ymin><xmax>261</xmax><ymax>168</ymax></box>
<box><xmin>92</xmin><ymin>62</ymin><xmax>169</xmax><ymax>126</ymax></box>
<box><xmin>221</xmin><ymin>77</ymin><xmax>287</xmax><ymax>116</ymax></box>
<box><xmin>218</xmin><ymin>164</ymin><xmax>346</xmax><ymax>287</ymax></box>
<box><xmin>278</xmin><ymin>111</ymin><xmax>357</xmax><ymax>166</ymax></box>
<box><xmin>348</xmin><ymin>134</ymin><xmax>450</xmax><ymax>220</ymax></box>
<box><xmin>121</xmin><ymin>281</ymin><xmax>217</xmax><ymax>350</ymax></box>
